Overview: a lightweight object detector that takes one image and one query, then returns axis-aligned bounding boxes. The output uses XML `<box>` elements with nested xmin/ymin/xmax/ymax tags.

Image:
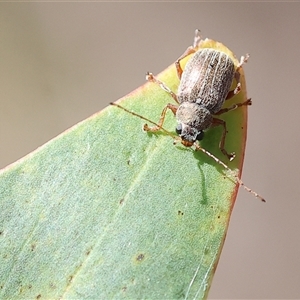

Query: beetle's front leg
<box><xmin>212</xmin><ymin>118</ymin><xmax>235</xmax><ymax>161</ymax></box>
<box><xmin>143</xmin><ymin>103</ymin><xmax>178</xmax><ymax>132</ymax></box>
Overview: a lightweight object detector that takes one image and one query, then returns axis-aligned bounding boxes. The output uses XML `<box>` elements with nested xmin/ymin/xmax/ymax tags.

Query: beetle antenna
<box><xmin>110</xmin><ymin>102</ymin><xmax>265</xmax><ymax>202</ymax></box>
<box><xmin>194</xmin><ymin>144</ymin><xmax>266</xmax><ymax>202</ymax></box>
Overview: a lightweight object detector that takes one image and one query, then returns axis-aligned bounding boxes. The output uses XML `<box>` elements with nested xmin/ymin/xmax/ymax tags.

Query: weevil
<box><xmin>111</xmin><ymin>30</ymin><xmax>265</xmax><ymax>202</ymax></box>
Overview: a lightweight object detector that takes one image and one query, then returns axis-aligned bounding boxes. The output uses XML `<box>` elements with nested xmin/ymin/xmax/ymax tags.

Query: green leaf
<box><xmin>0</xmin><ymin>39</ymin><xmax>248</xmax><ymax>299</ymax></box>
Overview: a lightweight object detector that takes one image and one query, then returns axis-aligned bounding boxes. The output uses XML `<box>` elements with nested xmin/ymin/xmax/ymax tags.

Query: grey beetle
<box><xmin>111</xmin><ymin>30</ymin><xmax>265</xmax><ymax>201</ymax></box>
<box><xmin>144</xmin><ymin>30</ymin><xmax>251</xmax><ymax>161</ymax></box>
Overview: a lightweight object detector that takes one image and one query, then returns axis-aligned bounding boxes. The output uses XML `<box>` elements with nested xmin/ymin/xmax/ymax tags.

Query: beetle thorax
<box><xmin>176</xmin><ymin>102</ymin><xmax>212</xmax><ymax>143</ymax></box>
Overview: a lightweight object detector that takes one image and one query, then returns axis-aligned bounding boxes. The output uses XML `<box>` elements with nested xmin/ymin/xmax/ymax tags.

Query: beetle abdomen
<box><xmin>177</xmin><ymin>48</ymin><xmax>235</xmax><ymax>114</ymax></box>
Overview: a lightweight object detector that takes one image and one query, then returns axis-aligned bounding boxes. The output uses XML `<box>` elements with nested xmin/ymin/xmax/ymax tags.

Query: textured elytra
<box><xmin>178</xmin><ymin>48</ymin><xmax>235</xmax><ymax>114</ymax></box>
<box><xmin>175</xmin><ymin>48</ymin><xmax>236</xmax><ymax>143</ymax></box>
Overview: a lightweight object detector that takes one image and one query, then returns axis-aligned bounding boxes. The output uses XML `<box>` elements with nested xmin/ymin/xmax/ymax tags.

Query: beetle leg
<box><xmin>237</xmin><ymin>53</ymin><xmax>250</xmax><ymax>71</ymax></box>
<box><xmin>235</xmin><ymin>54</ymin><xmax>249</xmax><ymax>82</ymax></box>
<box><xmin>193</xmin><ymin>29</ymin><xmax>202</xmax><ymax>48</ymax></box>
<box><xmin>143</xmin><ymin>103</ymin><xmax>178</xmax><ymax>132</ymax></box>
<box><xmin>110</xmin><ymin>102</ymin><xmax>177</xmax><ymax>139</ymax></box>
<box><xmin>175</xmin><ymin>29</ymin><xmax>203</xmax><ymax>79</ymax></box>
<box><xmin>175</xmin><ymin>47</ymin><xmax>197</xmax><ymax>79</ymax></box>
<box><xmin>215</xmin><ymin>98</ymin><xmax>252</xmax><ymax>115</ymax></box>
<box><xmin>226</xmin><ymin>54</ymin><xmax>250</xmax><ymax>100</ymax></box>
<box><xmin>225</xmin><ymin>83</ymin><xmax>241</xmax><ymax>100</ymax></box>
<box><xmin>146</xmin><ymin>72</ymin><xmax>179</xmax><ymax>104</ymax></box>
<box><xmin>212</xmin><ymin>118</ymin><xmax>235</xmax><ymax>161</ymax></box>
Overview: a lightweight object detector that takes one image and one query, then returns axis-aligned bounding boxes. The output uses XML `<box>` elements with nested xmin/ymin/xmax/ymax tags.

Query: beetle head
<box><xmin>175</xmin><ymin>102</ymin><xmax>212</xmax><ymax>145</ymax></box>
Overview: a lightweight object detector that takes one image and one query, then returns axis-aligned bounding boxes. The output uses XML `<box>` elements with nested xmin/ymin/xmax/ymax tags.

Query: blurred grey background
<box><xmin>1</xmin><ymin>3</ymin><xmax>299</xmax><ymax>299</ymax></box>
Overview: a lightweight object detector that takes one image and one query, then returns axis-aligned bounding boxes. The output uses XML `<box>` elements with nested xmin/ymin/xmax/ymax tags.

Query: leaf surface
<box><xmin>0</xmin><ymin>39</ymin><xmax>248</xmax><ymax>299</ymax></box>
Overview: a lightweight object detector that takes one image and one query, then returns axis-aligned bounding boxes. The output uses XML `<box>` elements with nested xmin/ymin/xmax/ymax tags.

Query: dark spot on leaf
<box><xmin>28</xmin><ymin>285</ymin><xmax>32</xmax><ymax>289</ymax></box>
<box><xmin>113</xmin><ymin>178</ymin><xmax>116</xmax><ymax>181</ymax></box>
<box><xmin>49</xmin><ymin>283</ymin><xmax>56</xmax><ymax>289</ymax></box>
<box><xmin>136</xmin><ymin>253</ymin><xmax>145</xmax><ymax>261</ymax></box>
<box><xmin>119</xmin><ymin>199</ymin><xmax>124</xmax><ymax>205</ymax></box>
<box><xmin>68</xmin><ymin>275</ymin><xmax>73</xmax><ymax>283</ymax></box>
<box><xmin>36</xmin><ymin>295</ymin><xmax>41</xmax><ymax>299</ymax></box>
<box><xmin>86</xmin><ymin>249</ymin><xmax>91</xmax><ymax>256</ymax></box>
<box><xmin>127</xmin><ymin>159</ymin><xmax>130</xmax><ymax>165</ymax></box>
<box><xmin>178</xmin><ymin>210</ymin><xmax>184</xmax><ymax>216</ymax></box>
<box><xmin>31</xmin><ymin>243</ymin><xmax>36</xmax><ymax>251</ymax></box>
<box><xmin>122</xmin><ymin>286</ymin><xmax>127</xmax><ymax>292</ymax></box>
<box><xmin>217</xmin><ymin>215</ymin><xmax>220</xmax><ymax>219</ymax></box>
<box><xmin>0</xmin><ymin>231</ymin><xmax>3</xmax><ymax>235</ymax></box>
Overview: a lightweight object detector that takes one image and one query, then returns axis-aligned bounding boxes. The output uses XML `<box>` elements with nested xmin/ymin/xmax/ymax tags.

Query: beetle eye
<box><xmin>175</xmin><ymin>124</ymin><xmax>182</xmax><ymax>134</ymax></box>
<box><xmin>196</xmin><ymin>131</ymin><xmax>204</xmax><ymax>141</ymax></box>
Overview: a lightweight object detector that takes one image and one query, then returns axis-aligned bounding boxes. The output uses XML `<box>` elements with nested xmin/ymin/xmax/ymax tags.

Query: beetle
<box><xmin>111</xmin><ymin>30</ymin><xmax>265</xmax><ymax>202</ymax></box>
<box><xmin>143</xmin><ymin>29</ymin><xmax>251</xmax><ymax>161</ymax></box>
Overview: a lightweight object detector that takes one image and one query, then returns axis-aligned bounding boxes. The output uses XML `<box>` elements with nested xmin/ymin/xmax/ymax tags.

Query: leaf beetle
<box><xmin>144</xmin><ymin>30</ymin><xmax>251</xmax><ymax>161</ymax></box>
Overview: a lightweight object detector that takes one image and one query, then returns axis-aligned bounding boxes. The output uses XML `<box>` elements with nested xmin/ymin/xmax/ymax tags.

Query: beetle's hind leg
<box><xmin>193</xmin><ymin>29</ymin><xmax>202</xmax><ymax>48</ymax></box>
<box><xmin>174</xmin><ymin>29</ymin><xmax>203</xmax><ymax>80</ymax></box>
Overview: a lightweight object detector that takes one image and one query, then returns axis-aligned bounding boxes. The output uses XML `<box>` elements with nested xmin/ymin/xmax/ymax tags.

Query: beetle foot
<box><xmin>146</xmin><ymin>72</ymin><xmax>154</xmax><ymax>82</ymax></box>
<box><xmin>228</xmin><ymin>152</ymin><xmax>236</xmax><ymax>161</ymax></box>
<box><xmin>246</xmin><ymin>98</ymin><xmax>252</xmax><ymax>106</ymax></box>
<box><xmin>193</xmin><ymin>29</ymin><xmax>202</xmax><ymax>48</ymax></box>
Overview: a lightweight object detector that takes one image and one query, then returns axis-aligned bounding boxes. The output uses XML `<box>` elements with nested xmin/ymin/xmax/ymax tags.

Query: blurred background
<box><xmin>1</xmin><ymin>2</ymin><xmax>299</xmax><ymax>299</ymax></box>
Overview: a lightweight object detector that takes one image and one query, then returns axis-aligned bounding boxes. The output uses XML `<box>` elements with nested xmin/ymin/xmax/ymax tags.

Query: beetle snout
<box><xmin>176</xmin><ymin>123</ymin><xmax>204</xmax><ymax>146</ymax></box>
